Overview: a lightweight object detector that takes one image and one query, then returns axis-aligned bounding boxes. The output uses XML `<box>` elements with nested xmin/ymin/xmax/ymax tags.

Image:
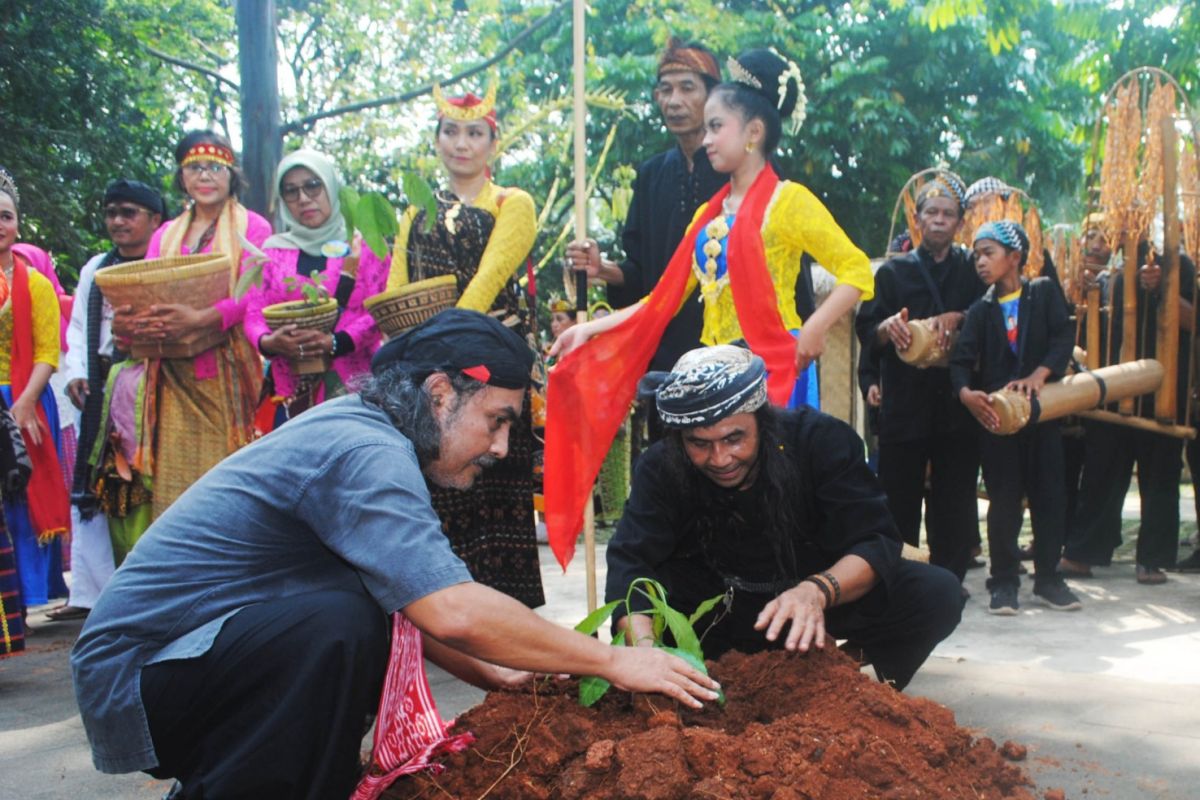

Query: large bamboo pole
<box><xmin>571</xmin><ymin>0</ymin><xmax>597</xmax><ymax>613</ymax></box>
<box><xmin>1119</xmin><ymin>234</ymin><xmax>1139</xmax><ymax>414</ymax></box>
<box><xmin>1156</xmin><ymin>116</ymin><xmax>1181</xmax><ymax>424</ymax></box>
<box><xmin>1085</xmin><ymin>287</ymin><xmax>1101</xmax><ymax>369</ymax></box>
<box><xmin>1077</xmin><ymin>409</ymin><xmax>1196</xmax><ymax>439</ymax></box>
<box><xmin>988</xmin><ymin>359</ymin><xmax>1164</xmax><ymax>434</ymax></box>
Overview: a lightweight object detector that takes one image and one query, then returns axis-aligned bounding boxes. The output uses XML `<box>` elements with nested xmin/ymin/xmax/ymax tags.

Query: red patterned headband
<box><xmin>658</xmin><ymin>38</ymin><xmax>720</xmax><ymax>82</ymax></box>
<box><xmin>181</xmin><ymin>142</ymin><xmax>235</xmax><ymax>168</ymax></box>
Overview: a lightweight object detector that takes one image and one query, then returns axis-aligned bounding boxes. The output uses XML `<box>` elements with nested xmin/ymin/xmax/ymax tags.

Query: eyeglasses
<box><xmin>280</xmin><ymin>178</ymin><xmax>325</xmax><ymax>203</ymax></box>
<box><xmin>183</xmin><ymin>162</ymin><xmax>230</xmax><ymax>176</ymax></box>
<box><xmin>104</xmin><ymin>206</ymin><xmax>149</xmax><ymax>221</ymax></box>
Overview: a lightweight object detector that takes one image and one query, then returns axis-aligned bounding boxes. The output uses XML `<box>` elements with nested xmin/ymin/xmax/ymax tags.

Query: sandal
<box><xmin>1057</xmin><ymin>557</ymin><xmax>1094</xmax><ymax>578</ymax></box>
<box><xmin>1136</xmin><ymin>565</ymin><xmax>1167</xmax><ymax>585</ymax></box>
<box><xmin>45</xmin><ymin>605</ymin><xmax>90</xmax><ymax>622</ymax></box>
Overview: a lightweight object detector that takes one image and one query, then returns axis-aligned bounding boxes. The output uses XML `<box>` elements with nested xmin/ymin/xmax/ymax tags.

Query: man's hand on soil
<box><xmin>754</xmin><ymin>582</ymin><xmax>827</xmax><ymax>653</ymax></box>
<box><xmin>605</xmin><ymin>647</ymin><xmax>721</xmax><ymax>709</ymax></box>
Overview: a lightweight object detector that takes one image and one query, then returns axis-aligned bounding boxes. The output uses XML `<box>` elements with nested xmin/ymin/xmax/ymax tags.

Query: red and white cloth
<box><xmin>351</xmin><ymin>613</ymin><xmax>475</xmax><ymax>800</ymax></box>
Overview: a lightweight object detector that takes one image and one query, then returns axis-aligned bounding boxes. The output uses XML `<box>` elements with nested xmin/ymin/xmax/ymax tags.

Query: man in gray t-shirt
<box><xmin>72</xmin><ymin>309</ymin><xmax>719</xmax><ymax>799</ymax></box>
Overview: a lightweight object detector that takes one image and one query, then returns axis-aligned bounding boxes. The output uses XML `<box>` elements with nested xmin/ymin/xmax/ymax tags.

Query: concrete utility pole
<box><xmin>236</xmin><ymin>0</ymin><xmax>282</xmax><ymax>217</ymax></box>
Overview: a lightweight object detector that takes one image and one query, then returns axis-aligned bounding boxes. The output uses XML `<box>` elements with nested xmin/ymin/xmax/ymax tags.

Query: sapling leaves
<box><xmin>338</xmin><ymin>187</ymin><xmax>360</xmax><ymax>237</ymax></box>
<box><xmin>573</xmin><ymin>599</ymin><xmax>622</xmax><ymax>636</ymax></box>
<box><xmin>688</xmin><ymin>594</ymin><xmax>727</xmax><ymax>629</ymax></box>
<box><xmin>575</xmin><ymin>579</ymin><xmax>724</xmax><ymax>708</ymax></box>
<box><xmin>357</xmin><ymin>192</ymin><xmax>398</xmax><ymax>261</ymax></box>
<box><xmin>402</xmin><ymin>171</ymin><xmax>438</xmax><ymax>236</ymax></box>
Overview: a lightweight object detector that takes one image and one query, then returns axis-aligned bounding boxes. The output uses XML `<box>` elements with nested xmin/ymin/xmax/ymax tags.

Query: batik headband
<box><xmin>916</xmin><ymin>172</ymin><xmax>967</xmax><ymax>212</ymax></box>
<box><xmin>974</xmin><ymin>219</ymin><xmax>1029</xmax><ymax>254</ymax></box>
<box><xmin>433</xmin><ymin>82</ymin><xmax>498</xmax><ymax>131</ymax></box>
<box><xmin>641</xmin><ymin>345</ymin><xmax>768</xmax><ymax>428</ymax></box>
<box><xmin>180</xmin><ymin>142</ymin><xmax>235</xmax><ymax>168</ymax></box>
<box><xmin>964</xmin><ymin>176</ymin><xmax>1011</xmax><ymax>205</ymax></box>
<box><xmin>726</xmin><ymin>52</ymin><xmax>808</xmax><ymax>136</ymax></box>
<box><xmin>0</xmin><ymin>166</ymin><xmax>19</xmax><ymax>207</ymax></box>
<box><xmin>657</xmin><ymin>37</ymin><xmax>721</xmax><ymax>82</ymax></box>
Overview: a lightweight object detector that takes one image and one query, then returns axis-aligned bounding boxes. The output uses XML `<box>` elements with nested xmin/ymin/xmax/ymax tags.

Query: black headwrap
<box><xmin>371</xmin><ymin>308</ymin><xmax>533</xmax><ymax>389</ymax></box>
<box><xmin>104</xmin><ymin>179</ymin><xmax>167</xmax><ymax>217</ymax></box>
<box><xmin>639</xmin><ymin>344</ymin><xmax>768</xmax><ymax>428</ymax></box>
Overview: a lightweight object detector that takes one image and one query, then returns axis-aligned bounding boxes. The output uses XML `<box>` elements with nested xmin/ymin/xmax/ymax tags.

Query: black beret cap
<box><xmin>370</xmin><ymin>308</ymin><xmax>533</xmax><ymax>390</ymax></box>
<box><xmin>104</xmin><ymin>179</ymin><xmax>166</xmax><ymax>216</ymax></box>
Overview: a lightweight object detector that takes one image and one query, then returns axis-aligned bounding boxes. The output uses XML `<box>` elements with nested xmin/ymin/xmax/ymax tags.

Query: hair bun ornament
<box><xmin>774</xmin><ymin>53</ymin><xmax>808</xmax><ymax>136</ymax></box>
<box><xmin>0</xmin><ymin>166</ymin><xmax>19</xmax><ymax>207</ymax></box>
<box><xmin>726</xmin><ymin>55</ymin><xmax>762</xmax><ymax>90</ymax></box>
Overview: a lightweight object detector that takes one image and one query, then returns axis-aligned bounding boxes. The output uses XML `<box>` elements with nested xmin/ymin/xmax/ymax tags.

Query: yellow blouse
<box><xmin>386</xmin><ymin>181</ymin><xmax>537</xmax><ymax>313</ymax></box>
<box><xmin>0</xmin><ymin>269</ymin><xmax>61</xmax><ymax>382</ymax></box>
<box><xmin>684</xmin><ymin>181</ymin><xmax>874</xmax><ymax>346</ymax></box>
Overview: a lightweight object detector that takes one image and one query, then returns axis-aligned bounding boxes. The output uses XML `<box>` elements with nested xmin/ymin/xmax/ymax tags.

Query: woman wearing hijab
<box><xmin>244</xmin><ymin>150</ymin><xmax>388</xmax><ymax>428</ymax></box>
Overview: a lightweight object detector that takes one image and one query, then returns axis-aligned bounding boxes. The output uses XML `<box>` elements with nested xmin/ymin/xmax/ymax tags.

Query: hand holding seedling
<box><xmin>755</xmin><ymin>582</ymin><xmax>827</xmax><ymax>652</ymax></box>
<box><xmin>604</xmin><ymin>647</ymin><xmax>721</xmax><ymax>709</ymax></box>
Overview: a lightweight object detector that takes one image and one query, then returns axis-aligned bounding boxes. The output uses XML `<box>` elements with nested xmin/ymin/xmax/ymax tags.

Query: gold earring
<box><xmin>745</xmin><ymin>141</ymin><xmax>756</xmax><ymax>153</ymax></box>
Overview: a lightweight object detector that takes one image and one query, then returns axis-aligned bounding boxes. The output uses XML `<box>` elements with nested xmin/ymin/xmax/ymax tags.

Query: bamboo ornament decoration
<box><xmin>986</xmin><ymin>358</ymin><xmax>1164</xmax><ymax>435</ymax></box>
<box><xmin>1156</xmin><ymin>114</ymin><xmax>1182</xmax><ymax>424</ymax></box>
<box><xmin>896</xmin><ymin>319</ymin><xmax>958</xmax><ymax>369</ymax></box>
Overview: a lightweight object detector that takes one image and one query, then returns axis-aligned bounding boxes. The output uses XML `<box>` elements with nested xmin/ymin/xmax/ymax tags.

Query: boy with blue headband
<box><xmin>949</xmin><ymin>220</ymin><xmax>1082</xmax><ymax>615</ymax></box>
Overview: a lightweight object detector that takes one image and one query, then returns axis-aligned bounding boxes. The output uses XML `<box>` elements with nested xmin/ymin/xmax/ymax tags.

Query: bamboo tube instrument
<box><xmin>896</xmin><ymin>319</ymin><xmax>959</xmax><ymax>369</ymax></box>
<box><xmin>1119</xmin><ymin>234</ymin><xmax>1139</xmax><ymax>414</ymax></box>
<box><xmin>988</xmin><ymin>358</ymin><xmax>1164</xmax><ymax>435</ymax></box>
<box><xmin>1155</xmin><ymin>115</ymin><xmax>1181</xmax><ymax>424</ymax></box>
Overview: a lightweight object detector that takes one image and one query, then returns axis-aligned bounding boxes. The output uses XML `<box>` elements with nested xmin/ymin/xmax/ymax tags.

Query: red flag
<box><xmin>546</xmin><ymin>165</ymin><xmax>795</xmax><ymax>569</ymax></box>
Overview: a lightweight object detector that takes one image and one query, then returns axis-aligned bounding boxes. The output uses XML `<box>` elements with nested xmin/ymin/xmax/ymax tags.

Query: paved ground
<box><xmin>3</xmin><ymin>490</ymin><xmax>1199</xmax><ymax>798</ymax></box>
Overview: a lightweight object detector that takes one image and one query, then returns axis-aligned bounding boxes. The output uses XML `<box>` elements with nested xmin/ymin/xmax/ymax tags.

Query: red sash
<box><xmin>9</xmin><ymin>254</ymin><xmax>70</xmax><ymax>541</ymax></box>
<box><xmin>545</xmin><ymin>165</ymin><xmax>796</xmax><ymax>568</ymax></box>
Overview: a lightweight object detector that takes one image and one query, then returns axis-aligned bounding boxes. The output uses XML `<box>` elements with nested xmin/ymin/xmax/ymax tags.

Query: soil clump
<box><xmin>385</xmin><ymin>646</ymin><xmax>1036</xmax><ymax>799</ymax></box>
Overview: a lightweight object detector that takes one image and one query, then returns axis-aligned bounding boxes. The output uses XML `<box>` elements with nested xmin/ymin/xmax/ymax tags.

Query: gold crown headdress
<box><xmin>432</xmin><ymin>78</ymin><xmax>498</xmax><ymax>124</ymax></box>
<box><xmin>0</xmin><ymin>167</ymin><xmax>19</xmax><ymax>207</ymax></box>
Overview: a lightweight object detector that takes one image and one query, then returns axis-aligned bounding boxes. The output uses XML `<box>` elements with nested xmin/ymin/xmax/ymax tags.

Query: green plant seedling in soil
<box><xmin>573</xmin><ymin>578</ymin><xmax>726</xmax><ymax>708</ymax></box>
<box><xmin>281</xmin><ymin>270</ymin><xmax>331</xmax><ymax>308</ymax></box>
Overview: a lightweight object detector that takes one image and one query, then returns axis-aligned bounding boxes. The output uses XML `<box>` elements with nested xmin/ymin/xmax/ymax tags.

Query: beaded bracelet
<box><xmin>819</xmin><ymin>570</ymin><xmax>842</xmax><ymax>607</ymax></box>
<box><xmin>801</xmin><ymin>575</ymin><xmax>833</xmax><ymax>609</ymax></box>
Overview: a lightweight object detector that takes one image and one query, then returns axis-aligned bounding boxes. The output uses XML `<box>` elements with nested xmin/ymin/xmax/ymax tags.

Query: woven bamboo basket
<box><xmin>94</xmin><ymin>254</ymin><xmax>233</xmax><ymax>359</ymax></box>
<box><xmin>262</xmin><ymin>297</ymin><xmax>340</xmax><ymax>375</ymax></box>
<box><xmin>364</xmin><ymin>275</ymin><xmax>459</xmax><ymax>338</ymax></box>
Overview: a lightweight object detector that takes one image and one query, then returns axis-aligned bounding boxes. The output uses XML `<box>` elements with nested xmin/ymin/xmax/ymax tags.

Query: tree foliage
<box><xmin>3</xmin><ymin>0</ymin><xmax>1197</xmax><ymax>288</ymax></box>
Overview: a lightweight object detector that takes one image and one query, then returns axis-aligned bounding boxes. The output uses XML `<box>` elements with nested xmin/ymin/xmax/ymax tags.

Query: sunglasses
<box><xmin>183</xmin><ymin>162</ymin><xmax>230</xmax><ymax>176</ymax></box>
<box><xmin>104</xmin><ymin>206</ymin><xmax>149</xmax><ymax>221</ymax></box>
<box><xmin>280</xmin><ymin>178</ymin><xmax>325</xmax><ymax>203</ymax></box>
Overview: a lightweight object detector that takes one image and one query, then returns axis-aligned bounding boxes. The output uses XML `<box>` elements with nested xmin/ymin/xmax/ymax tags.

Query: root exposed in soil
<box><xmin>385</xmin><ymin>647</ymin><xmax>1036</xmax><ymax>800</ymax></box>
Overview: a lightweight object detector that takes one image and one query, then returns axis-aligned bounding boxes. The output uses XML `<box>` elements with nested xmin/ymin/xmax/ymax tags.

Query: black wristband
<box><xmin>820</xmin><ymin>570</ymin><xmax>842</xmax><ymax>606</ymax></box>
<box><xmin>802</xmin><ymin>575</ymin><xmax>832</xmax><ymax>609</ymax></box>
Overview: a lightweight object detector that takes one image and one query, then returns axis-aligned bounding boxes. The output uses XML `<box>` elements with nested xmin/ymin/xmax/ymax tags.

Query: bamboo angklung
<box><xmin>987</xmin><ymin>358</ymin><xmax>1164</xmax><ymax>435</ymax></box>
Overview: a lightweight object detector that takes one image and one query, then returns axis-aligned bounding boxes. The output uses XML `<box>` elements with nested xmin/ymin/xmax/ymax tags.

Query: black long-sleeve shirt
<box><xmin>856</xmin><ymin>244</ymin><xmax>984</xmax><ymax>443</ymax></box>
<box><xmin>605</xmin><ymin>408</ymin><xmax>902</xmax><ymax>621</ymax></box>
<box><xmin>949</xmin><ymin>276</ymin><xmax>1074</xmax><ymax>396</ymax></box>
<box><xmin>610</xmin><ymin>146</ymin><xmax>725</xmax><ymax>372</ymax></box>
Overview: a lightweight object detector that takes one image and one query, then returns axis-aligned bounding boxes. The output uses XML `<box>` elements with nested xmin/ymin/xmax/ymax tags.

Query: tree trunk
<box><xmin>237</xmin><ymin>0</ymin><xmax>281</xmax><ymax>218</ymax></box>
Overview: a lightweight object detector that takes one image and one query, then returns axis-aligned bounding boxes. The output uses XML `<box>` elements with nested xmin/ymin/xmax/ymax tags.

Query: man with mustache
<box><xmin>72</xmin><ymin>310</ymin><xmax>720</xmax><ymax>799</ymax></box>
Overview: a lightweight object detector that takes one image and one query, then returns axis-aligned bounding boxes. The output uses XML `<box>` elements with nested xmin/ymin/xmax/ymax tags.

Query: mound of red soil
<box><xmin>385</xmin><ymin>646</ymin><xmax>1035</xmax><ymax>799</ymax></box>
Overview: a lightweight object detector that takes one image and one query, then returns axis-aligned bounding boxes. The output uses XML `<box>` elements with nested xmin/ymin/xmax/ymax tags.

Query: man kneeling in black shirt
<box><xmin>606</xmin><ymin>345</ymin><xmax>962</xmax><ymax>690</ymax></box>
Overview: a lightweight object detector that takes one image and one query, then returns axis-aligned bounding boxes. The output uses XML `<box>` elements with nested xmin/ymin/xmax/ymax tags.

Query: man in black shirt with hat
<box><xmin>606</xmin><ymin>345</ymin><xmax>962</xmax><ymax>691</ymax></box>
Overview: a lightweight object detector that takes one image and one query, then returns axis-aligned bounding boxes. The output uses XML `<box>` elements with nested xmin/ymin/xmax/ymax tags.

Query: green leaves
<box><xmin>401</xmin><ymin>172</ymin><xmax>438</xmax><ymax>236</ymax></box>
<box><xmin>573</xmin><ymin>578</ymin><xmax>724</xmax><ymax>708</ymax></box>
<box><xmin>335</xmin><ymin>187</ymin><xmax>397</xmax><ymax>261</ymax></box>
<box><xmin>356</xmin><ymin>192</ymin><xmax>399</xmax><ymax>261</ymax></box>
